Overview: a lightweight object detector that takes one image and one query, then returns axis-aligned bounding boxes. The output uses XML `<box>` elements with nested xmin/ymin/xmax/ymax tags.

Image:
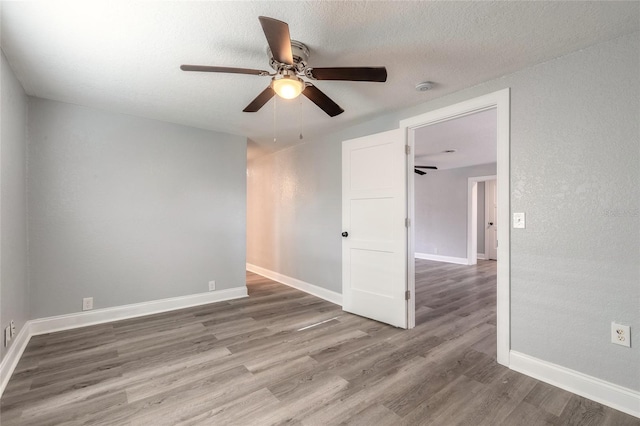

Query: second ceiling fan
<box><xmin>415</xmin><ymin>165</ymin><xmax>438</xmax><ymax>175</ymax></box>
<box><xmin>181</xmin><ymin>16</ymin><xmax>387</xmax><ymax>117</ymax></box>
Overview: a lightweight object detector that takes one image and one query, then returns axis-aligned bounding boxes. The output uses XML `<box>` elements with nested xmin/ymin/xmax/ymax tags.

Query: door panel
<box><xmin>351</xmin><ymin>250</ymin><xmax>396</xmax><ymax>296</ymax></box>
<box><xmin>350</xmin><ymin>198</ymin><xmax>394</xmax><ymax>241</ymax></box>
<box><xmin>342</xmin><ymin>129</ymin><xmax>407</xmax><ymax>328</ymax></box>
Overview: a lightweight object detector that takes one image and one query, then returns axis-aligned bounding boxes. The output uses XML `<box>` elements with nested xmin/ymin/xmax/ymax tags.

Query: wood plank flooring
<box><xmin>1</xmin><ymin>261</ymin><xmax>638</xmax><ymax>425</ymax></box>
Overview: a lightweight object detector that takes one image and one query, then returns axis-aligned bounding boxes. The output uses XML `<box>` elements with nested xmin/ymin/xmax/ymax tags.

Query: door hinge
<box><xmin>405</xmin><ymin>218</ymin><xmax>410</xmax><ymax>227</ymax></box>
<box><xmin>405</xmin><ymin>145</ymin><xmax>411</xmax><ymax>155</ymax></box>
<box><xmin>405</xmin><ymin>290</ymin><xmax>411</xmax><ymax>300</ymax></box>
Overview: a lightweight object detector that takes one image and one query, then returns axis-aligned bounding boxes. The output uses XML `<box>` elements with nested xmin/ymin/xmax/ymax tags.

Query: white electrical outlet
<box><xmin>10</xmin><ymin>320</ymin><xmax>16</xmax><ymax>337</ymax></box>
<box><xmin>611</xmin><ymin>322</ymin><xmax>631</xmax><ymax>347</ymax></box>
<box><xmin>82</xmin><ymin>297</ymin><xmax>94</xmax><ymax>311</ymax></box>
<box><xmin>208</xmin><ymin>280</ymin><xmax>216</xmax><ymax>291</ymax></box>
<box><xmin>4</xmin><ymin>326</ymin><xmax>11</xmax><ymax>346</ymax></box>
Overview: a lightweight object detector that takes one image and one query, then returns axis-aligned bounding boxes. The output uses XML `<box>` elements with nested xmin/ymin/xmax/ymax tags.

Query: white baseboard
<box><xmin>510</xmin><ymin>351</ymin><xmax>640</xmax><ymax>419</ymax></box>
<box><xmin>0</xmin><ymin>324</ymin><xmax>32</xmax><ymax>397</ymax></box>
<box><xmin>246</xmin><ymin>263</ymin><xmax>342</xmax><ymax>306</ymax></box>
<box><xmin>477</xmin><ymin>252</ymin><xmax>486</xmax><ymax>260</ymax></box>
<box><xmin>29</xmin><ymin>287</ymin><xmax>248</xmax><ymax>336</ymax></box>
<box><xmin>0</xmin><ymin>286</ymin><xmax>248</xmax><ymax>397</ymax></box>
<box><xmin>415</xmin><ymin>252</ymin><xmax>469</xmax><ymax>265</ymax></box>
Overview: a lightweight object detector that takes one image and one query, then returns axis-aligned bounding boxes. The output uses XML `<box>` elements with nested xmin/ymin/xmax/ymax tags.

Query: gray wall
<box><xmin>247</xmin><ymin>139</ymin><xmax>342</xmax><ymax>293</ymax></box>
<box><xmin>246</xmin><ymin>32</ymin><xmax>639</xmax><ymax>391</ymax></box>
<box><xmin>414</xmin><ymin>163</ymin><xmax>496</xmax><ymax>258</ymax></box>
<box><xmin>0</xmin><ymin>50</ymin><xmax>29</xmax><ymax>362</ymax></box>
<box><xmin>477</xmin><ymin>182</ymin><xmax>485</xmax><ymax>254</ymax></box>
<box><xmin>506</xmin><ymin>34</ymin><xmax>639</xmax><ymax>391</ymax></box>
<box><xmin>247</xmin><ymin>110</ymin><xmax>402</xmax><ymax>295</ymax></box>
<box><xmin>28</xmin><ymin>98</ymin><xmax>247</xmax><ymax>318</ymax></box>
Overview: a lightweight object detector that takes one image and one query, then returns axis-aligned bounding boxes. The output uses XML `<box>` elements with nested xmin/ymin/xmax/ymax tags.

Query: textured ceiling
<box><xmin>414</xmin><ymin>108</ymin><xmax>496</xmax><ymax>170</ymax></box>
<box><xmin>1</xmin><ymin>1</ymin><xmax>638</xmax><ymax>156</ymax></box>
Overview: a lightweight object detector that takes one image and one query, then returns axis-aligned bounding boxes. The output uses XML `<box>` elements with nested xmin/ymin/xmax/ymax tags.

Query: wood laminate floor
<box><xmin>1</xmin><ymin>261</ymin><xmax>638</xmax><ymax>425</ymax></box>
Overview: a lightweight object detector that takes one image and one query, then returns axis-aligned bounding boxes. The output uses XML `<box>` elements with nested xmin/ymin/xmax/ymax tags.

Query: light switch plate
<box><xmin>513</xmin><ymin>212</ymin><xmax>525</xmax><ymax>228</ymax></box>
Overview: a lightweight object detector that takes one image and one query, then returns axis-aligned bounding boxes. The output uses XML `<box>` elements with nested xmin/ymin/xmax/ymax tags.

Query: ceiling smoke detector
<box><xmin>415</xmin><ymin>81</ymin><xmax>434</xmax><ymax>92</ymax></box>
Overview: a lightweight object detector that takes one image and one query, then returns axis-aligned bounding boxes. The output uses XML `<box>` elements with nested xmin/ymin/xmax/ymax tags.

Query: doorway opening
<box><xmin>400</xmin><ymin>89</ymin><xmax>510</xmax><ymax>366</ymax></box>
<box><xmin>412</xmin><ymin>110</ymin><xmax>498</xmax><ymax>361</ymax></box>
<box><xmin>468</xmin><ymin>175</ymin><xmax>498</xmax><ymax>264</ymax></box>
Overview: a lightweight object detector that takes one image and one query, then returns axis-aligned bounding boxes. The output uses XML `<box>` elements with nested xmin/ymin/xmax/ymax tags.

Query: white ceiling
<box><xmin>414</xmin><ymin>108</ymin><xmax>496</xmax><ymax>170</ymax></box>
<box><xmin>1</xmin><ymin>1</ymin><xmax>638</xmax><ymax>157</ymax></box>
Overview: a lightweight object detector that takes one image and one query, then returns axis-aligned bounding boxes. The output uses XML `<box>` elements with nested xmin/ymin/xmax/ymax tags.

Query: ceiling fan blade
<box><xmin>415</xmin><ymin>166</ymin><xmax>438</xmax><ymax>170</ymax></box>
<box><xmin>258</xmin><ymin>16</ymin><xmax>293</xmax><ymax>65</ymax></box>
<box><xmin>180</xmin><ymin>65</ymin><xmax>270</xmax><ymax>75</ymax></box>
<box><xmin>243</xmin><ymin>86</ymin><xmax>275</xmax><ymax>112</ymax></box>
<box><xmin>414</xmin><ymin>169</ymin><xmax>426</xmax><ymax>175</ymax></box>
<box><xmin>307</xmin><ymin>67</ymin><xmax>387</xmax><ymax>82</ymax></box>
<box><xmin>302</xmin><ymin>84</ymin><xmax>344</xmax><ymax>117</ymax></box>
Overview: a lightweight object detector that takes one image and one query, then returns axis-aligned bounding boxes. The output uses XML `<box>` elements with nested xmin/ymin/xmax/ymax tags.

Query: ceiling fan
<box><xmin>415</xmin><ymin>165</ymin><xmax>438</xmax><ymax>175</ymax></box>
<box><xmin>180</xmin><ymin>16</ymin><xmax>387</xmax><ymax>117</ymax></box>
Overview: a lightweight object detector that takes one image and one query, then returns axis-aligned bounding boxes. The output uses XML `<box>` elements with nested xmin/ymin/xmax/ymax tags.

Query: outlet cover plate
<box><xmin>611</xmin><ymin>322</ymin><xmax>631</xmax><ymax>347</ymax></box>
<box><xmin>208</xmin><ymin>281</ymin><xmax>216</xmax><ymax>291</ymax></box>
<box><xmin>4</xmin><ymin>326</ymin><xmax>11</xmax><ymax>346</ymax></box>
<box><xmin>82</xmin><ymin>297</ymin><xmax>94</xmax><ymax>311</ymax></box>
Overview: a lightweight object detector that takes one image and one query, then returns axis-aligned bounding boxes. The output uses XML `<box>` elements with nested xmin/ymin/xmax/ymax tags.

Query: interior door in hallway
<box><xmin>342</xmin><ymin>129</ymin><xmax>407</xmax><ymax>328</ymax></box>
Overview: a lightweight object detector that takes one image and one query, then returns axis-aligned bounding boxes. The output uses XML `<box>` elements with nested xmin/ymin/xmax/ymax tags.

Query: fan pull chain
<box><xmin>273</xmin><ymin>96</ymin><xmax>277</xmax><ymax>143</ymax></box>
<box><xmin>299</xmin><ymin>96</ymin><xmax>304</xmax><ymax>140</ymax></box>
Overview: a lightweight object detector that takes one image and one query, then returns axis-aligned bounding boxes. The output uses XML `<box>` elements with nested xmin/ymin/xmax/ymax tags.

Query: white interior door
<box><xmin>342</xmin><ymin>129</ymin><xmax>407</xmax><ymax>328</ymax></box>
<box><xmin>485</xmin><ymin>179</ymin><xmax>498</xmax><ymax>260</ymax></box>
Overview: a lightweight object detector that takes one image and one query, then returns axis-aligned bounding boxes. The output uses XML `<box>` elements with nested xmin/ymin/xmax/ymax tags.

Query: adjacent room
<box><xmin>412</xmin><ymin>109</ymin><xmax>498</xmax><ymax>347</ymax></box>
<box><xmin>1</xmin><ymin>1</ymin><xmax>639</xmax><ymax>424</ymax></box>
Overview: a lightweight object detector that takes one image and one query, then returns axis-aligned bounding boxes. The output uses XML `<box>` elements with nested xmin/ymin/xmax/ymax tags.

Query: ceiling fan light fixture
<box><xmin>272</xmin><ymin>72</ymin><xmax>305</xmax><ymax>99</ymax></box>
<box><xmin>181</xmin><ymin>17</ymin><xmax>386</xmax><ymax>116</ymax></box>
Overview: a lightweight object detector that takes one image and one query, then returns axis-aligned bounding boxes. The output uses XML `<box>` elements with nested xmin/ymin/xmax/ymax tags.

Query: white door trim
<box><xmin>468</xmin><ymin>175</ymin><xmax>497</xmax><ymax>266</ymax></box>
<box><xmin>400</xmin><ymin>88</ymin><xmax>511</xmax><ymax>367</ymax></box>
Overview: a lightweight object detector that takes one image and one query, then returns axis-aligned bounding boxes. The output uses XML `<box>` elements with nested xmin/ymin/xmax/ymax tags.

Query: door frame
<box><xmin>399</xmin><ymin>88</ymin><xmax>511</xmax><ymax>366</ymax></box>
<box><xmin>468</xmin><ymin>175</ymin><xmax>496</xmax><ymax>265</ymax></box>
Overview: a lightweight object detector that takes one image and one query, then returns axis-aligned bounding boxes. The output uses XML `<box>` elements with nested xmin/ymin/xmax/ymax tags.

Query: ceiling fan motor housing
<box><xmin>268</xmin><ymin>40</ymin><xmax>310</xmax><ymax>73</ymax></box>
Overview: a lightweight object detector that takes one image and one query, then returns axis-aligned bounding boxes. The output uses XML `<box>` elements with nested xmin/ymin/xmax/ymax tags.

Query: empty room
<box><xmin>1</xmin><ymin>2</ymin><xmax>639</xmax><ymax>425</ymax></box>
